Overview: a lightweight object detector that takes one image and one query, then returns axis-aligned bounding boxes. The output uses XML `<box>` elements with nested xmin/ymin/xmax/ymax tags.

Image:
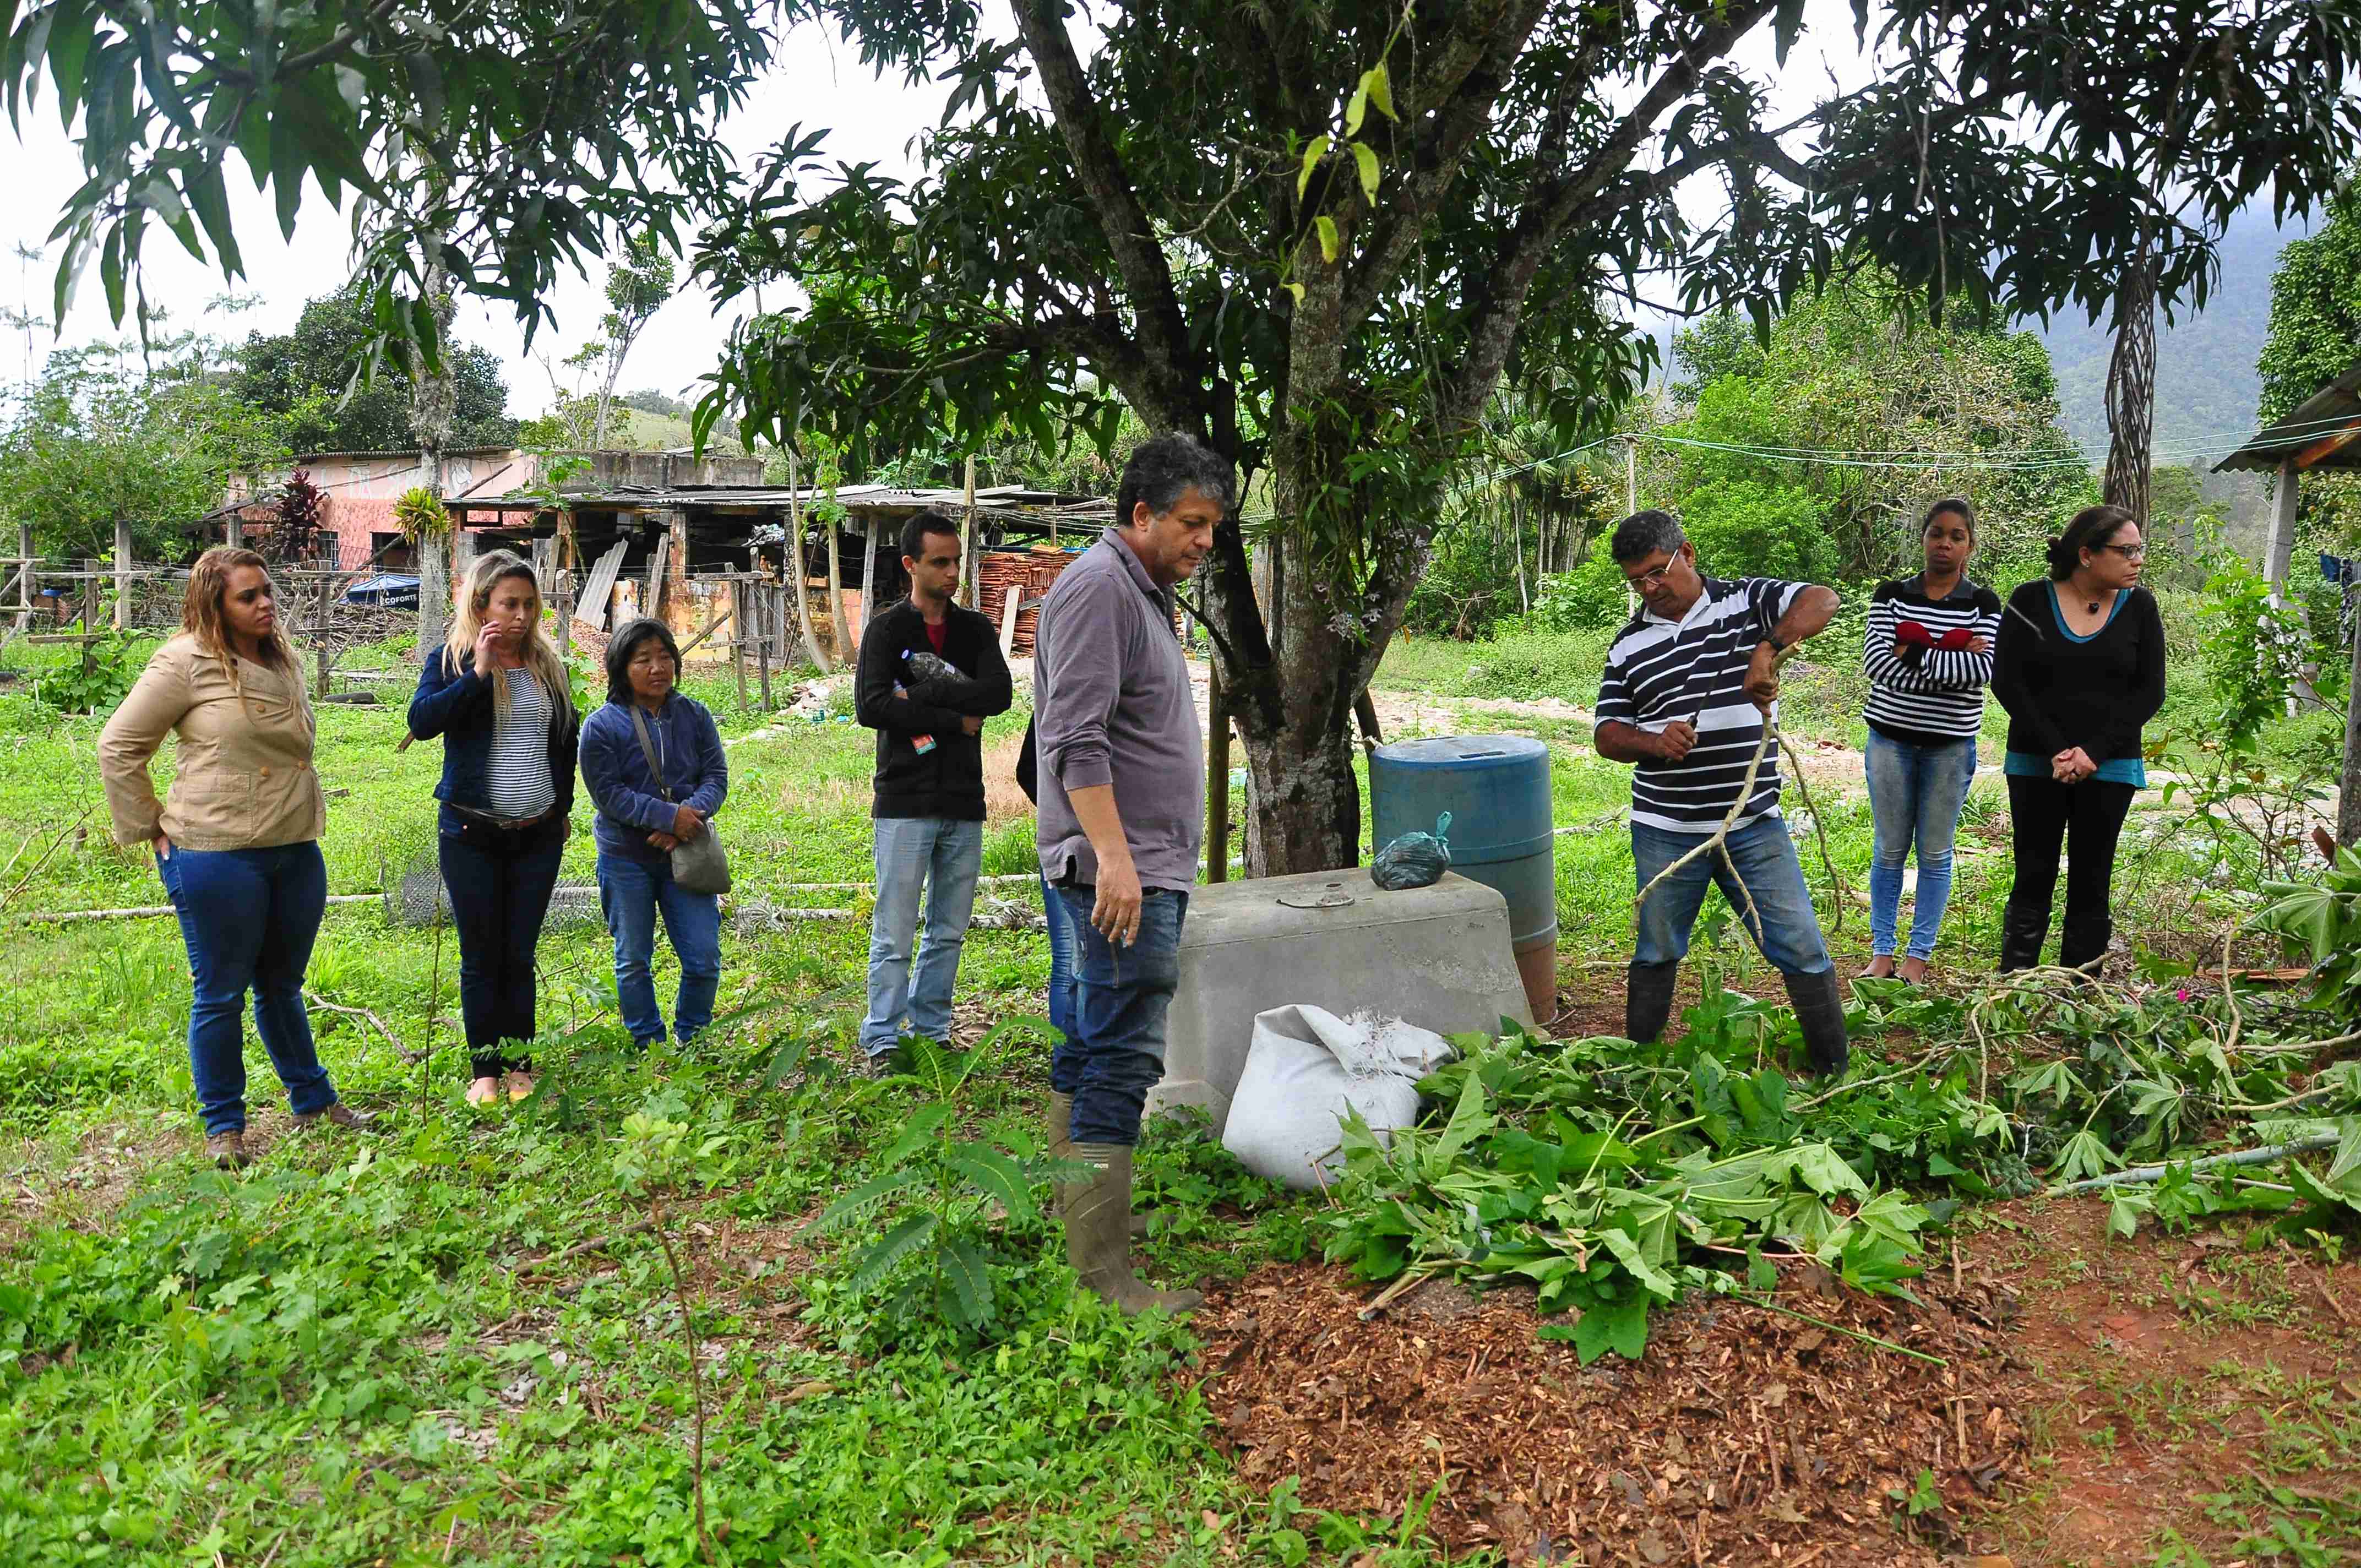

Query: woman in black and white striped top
<box><xmin>409</xmin><ymin>550</ymin><xmax>580</xmax><ymax>1106</ymax></box>
<box><xmin>1858</xmin><ymin>498</ymin><xmax>2001</xmax><ymax>983</ymax></box>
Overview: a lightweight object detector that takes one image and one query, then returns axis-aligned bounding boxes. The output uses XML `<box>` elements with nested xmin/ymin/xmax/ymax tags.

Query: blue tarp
<box><xmin>340</xmin><ymin>573</ymin><xmax>421</xmax><ymax>608</ymax></box>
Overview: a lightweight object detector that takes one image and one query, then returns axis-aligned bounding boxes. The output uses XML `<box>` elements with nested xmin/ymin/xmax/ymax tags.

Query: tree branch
<box><xmin>1007</xmin><ymin>0</ymin><xmax>1206</xmax><ymax>432</ymax></box>
<box><xmin>1441</xmin><ymin>0</ymin><xmax>1779</xmax><ymax>431</ymax></box>
<box><xmin>1340</xmin><ymin>0</ymin><xmax>1557</xmax><ymax>335</ymax></box>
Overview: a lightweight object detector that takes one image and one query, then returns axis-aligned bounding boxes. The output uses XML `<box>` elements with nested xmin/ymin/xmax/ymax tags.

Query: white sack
<box><xmin>1220</xmin><ymin>1004</ymin><xmax>1457</xmax><ymax>1191</ymax></box>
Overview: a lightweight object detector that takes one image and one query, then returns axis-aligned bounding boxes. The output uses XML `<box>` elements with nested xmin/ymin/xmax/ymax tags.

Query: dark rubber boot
<box><xmin>1997</xmin><ymin>901</ymin><xmax>2049</xmax><ymax>974</ymax></box>
<box><xmin>2059</xmin><ymin>913</ymin><xmax>2114</xmax><ymax>973</ymax></box>
<box><xmin>1046</xmin><ymin>1091</ymin><xmax>1148</xmax><ymax>1235</ymax></box>
<box><xmin>1065</xmin><ymin>1144</ymin><xmax>1201</xmax><ymax>1317</ymax></box>
<box><xmin>1783</xmin><ymin>967</ymin><xmax>1851</xmax><ymax>1079</ymax></box>
<box><xmin>1624</xmin><ymin>960</ymin><xmax>1681</xmax><ymax>1044</ymax></box>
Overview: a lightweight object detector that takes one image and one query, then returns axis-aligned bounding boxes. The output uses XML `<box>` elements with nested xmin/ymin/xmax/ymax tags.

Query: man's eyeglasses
<box><xmin>1626</xmin><ymin>562</ymin><xmax>1678</xmax><ymax>591</ymax></box>
<box><xmin>2097</xmin><ymin>543</ymin><xmax>2147</xmax><ymax>562</ymax></box>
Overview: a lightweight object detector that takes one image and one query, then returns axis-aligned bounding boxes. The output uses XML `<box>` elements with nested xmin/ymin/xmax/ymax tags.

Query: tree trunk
<box><xmin>2102</xmin><ymin>253</ymin><xmax>2158</xmax><ymax>522</ymax></box>
<box><xmin>783</xmin><ymin>453</ymin><xmax>832</xmax><ymax>673</ymax></box>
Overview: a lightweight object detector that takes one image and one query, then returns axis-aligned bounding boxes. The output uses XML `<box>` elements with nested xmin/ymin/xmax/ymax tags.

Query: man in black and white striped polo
<box><xmin>1591</xmin><ymin>510</ymin><xmax>1850</xmax><ymax>1076</ymax></box>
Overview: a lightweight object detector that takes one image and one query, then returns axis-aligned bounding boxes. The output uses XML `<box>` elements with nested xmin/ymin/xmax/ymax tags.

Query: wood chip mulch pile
<box><xmin>1193</xmin><ymin>1262</ymin><xmax>2032</xmax><ymax>1565</ymax></box>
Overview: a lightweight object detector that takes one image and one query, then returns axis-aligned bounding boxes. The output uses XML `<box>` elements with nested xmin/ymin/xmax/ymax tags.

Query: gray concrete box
<box><xmin>1150</xmin><ymin>867</ymin><xmax>1535</xmax><ymax>1133</ymax></box>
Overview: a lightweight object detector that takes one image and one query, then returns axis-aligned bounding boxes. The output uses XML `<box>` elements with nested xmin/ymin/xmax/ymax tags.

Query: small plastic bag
<box><xmin>1371</xmin><ymin>810</ymin><xmax>1452</xmax><ymax>890</ymax></box>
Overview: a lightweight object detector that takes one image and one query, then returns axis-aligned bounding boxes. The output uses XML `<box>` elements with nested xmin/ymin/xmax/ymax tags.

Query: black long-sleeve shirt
<box><xmin>853</xmin><ymin>598</ymin><xmax>1013</xmax><ymax>820</ymax></box>
<box><xmin>1989</xmin><ymin>580</ymin><xmax>2167</xmax><ymax>767</ymax></box>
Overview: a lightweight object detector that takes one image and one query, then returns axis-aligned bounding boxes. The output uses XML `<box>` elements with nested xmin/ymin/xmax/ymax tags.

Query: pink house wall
<box><xmin>297</xmin><ymin>449</ymin><xmax>537</xmax><ymax>569</ymax></box>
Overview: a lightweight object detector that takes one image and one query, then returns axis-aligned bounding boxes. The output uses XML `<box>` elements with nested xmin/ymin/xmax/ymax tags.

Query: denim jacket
<box><xmin>407</xmin><ymin>647</ymin><xmax>580</xmax><ymax>833</ymax></box>
<box><xmin>578</xmin><ymin>696</ymin><xmax>728</xmax><ymax>863</ymax></box>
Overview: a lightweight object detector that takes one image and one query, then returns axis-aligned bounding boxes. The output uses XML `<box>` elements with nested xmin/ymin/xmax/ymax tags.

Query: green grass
<box><xmin>0</xmin><ymin>619</ymin><xmax>2338</xmax><ymax>1567</ymax></box>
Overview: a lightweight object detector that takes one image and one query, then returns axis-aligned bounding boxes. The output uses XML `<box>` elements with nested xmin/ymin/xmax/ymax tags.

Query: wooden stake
<box><xmin>732</xmin><ymin>581</ymin><xmax>748</xmax><ymax>713</ymax></box>
<box><xmin>1206</xmin><ymin>662</ymin><xmax>1231</xmax><ymax>884</ymax></box>
<box><xmin>961</xmin><ymin>455</ymin><xmax>977</xmax><ymax>606</ymax></box>
<box><xmin>755</xmin><ymin>586</ymin><xmax>774</xmax><ymax>711</ymax></box>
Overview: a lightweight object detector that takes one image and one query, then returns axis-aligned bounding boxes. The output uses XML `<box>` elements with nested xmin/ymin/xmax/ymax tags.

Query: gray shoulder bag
<box><xmin>628</xmin><ymin>704</ymin><xmax>731</xmax><ymax>896</ymax></box>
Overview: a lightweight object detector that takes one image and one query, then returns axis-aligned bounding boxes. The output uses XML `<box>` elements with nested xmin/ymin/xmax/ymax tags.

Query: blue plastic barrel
<box><xmin>1369</xmin><ymin>735</ymin><xmax>1557</xmax><ymax>1016</ymax></box>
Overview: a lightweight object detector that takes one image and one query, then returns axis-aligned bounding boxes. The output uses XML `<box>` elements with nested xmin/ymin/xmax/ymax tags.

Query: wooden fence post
<box><xmin>1206</xmin><ymin>662</ymin><xmax>1231</xmax><ymax>883</ymax></box>
<box><xmin>732</xmin><ymin>578</ymin><xmax>749</xmax><ymax>712</ymax></box>
<box><xmin>113</xmin><ymin>519</ymin><xmax>131</xmax><ymax>630</ymax></box>
<box><xmin>754</xmin><ymin>582</ymin><xmax>774</xmax><ymax>711</ymax></box>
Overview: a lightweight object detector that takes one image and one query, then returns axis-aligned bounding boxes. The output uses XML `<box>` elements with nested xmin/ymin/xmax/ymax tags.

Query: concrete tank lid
<box><xmin>1370</xmin><ymin>734</ymin><xmax>1548</xmax><ymax>767</ymax></box>
<box><xmin>1180</xmin><ymin>867</ymin><xmax>1511</xmax><ymax>946</ymax></box>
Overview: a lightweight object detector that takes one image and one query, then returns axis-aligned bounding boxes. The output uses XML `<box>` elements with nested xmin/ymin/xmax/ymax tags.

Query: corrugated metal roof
<box><xmin>2214</xmin><ymin>357</ymin><xmax>2361</xmax><ymax>473</ymax></box>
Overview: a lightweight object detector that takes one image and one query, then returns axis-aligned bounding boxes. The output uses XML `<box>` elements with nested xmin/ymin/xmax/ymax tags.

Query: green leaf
<box><xmin>1345</xmin><ymin>80</ymin><xmax>1368</xmax><ymax>137</ymax></box>
<box><xmin>2055</xmin><ymin>1129</ymin><xmax>2119</xmax><ymax>1184</ymax></box>
<box><xmin>1315</xmin><ymin>215</ymin><xmax>1340</xmax><ymax>263</ymax></box>
<box><xmin>1598</xmin><ymin>1227</ymin><xmax>1677</xmax><ymax>1300</ymax></box>
<box><xmin>1349</xmin><ymin>141</ymin><xmax>1380</xmax><ymax>202</ymax></box>
<box><xmin>814</xmin><ymin>1166</ymin><xmax>924</xmax><ymax>1231</ymax></box>
<box><xmin>1296</xmin><ymin>134</ymin><xmax>1329</xmax><ymax>202</ymax></box>
<box><xmin>948</xmin><ymin>1142</ymin><xmax>1038</xmax><ymax>1225</ymax></box>
<box><xmin>2106</xmin><ymin>1193</ymin><xmax>2146</xmax><ymax>1239</ymax></box>
<box><xmin>846</xmin><ymin>1212</ymin><xmax>939</xmax><ymax>1294</ymax></box>
<box><xmin>1572</xmin><ymin>1292</ymin><xmax>1650</xmax><ymax>1364</ymax></box>
<box><xmin>1423</xmin><ymin>1069</ymin><xmax>1494</xmax><ymax>1179</ymax></box>
<box><xmin>875</xmin><ymin>1103</ymin><xmax>950</xmax><ymax>1170</ymax></box>
<box><xmin>1283</xmin><ymin>281</ymin><xmax>1305</xmax><ymax>304</ymax></box>
<box><xmin>1362</xmin><ymin>62</ymin><xmax>1396</xmax><ymax>122</ymax></box>
<box><xmin>938</xmin><ymin>1234</ymin><xmax>993</xmax><ymax>1326</ymax></box>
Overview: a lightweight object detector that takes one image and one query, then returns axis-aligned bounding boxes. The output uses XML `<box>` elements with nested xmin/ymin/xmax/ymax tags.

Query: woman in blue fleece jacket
<box><xmin>578</xmin><ymin>618</ymin><xmax>729</xmax><ymax>1049</ymax></box>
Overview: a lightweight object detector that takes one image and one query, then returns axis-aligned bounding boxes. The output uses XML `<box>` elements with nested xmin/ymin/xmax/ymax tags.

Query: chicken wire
<box><xmin>379</xmin><ymin>845</ymin><xmax>605</xmax><ymax>930</ymax></box>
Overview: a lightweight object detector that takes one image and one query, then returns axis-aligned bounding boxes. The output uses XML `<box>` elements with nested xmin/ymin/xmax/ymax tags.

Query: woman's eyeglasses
<box><xmin>2097</xmin><ymin>543</ymin><xmax>2147</xmax><ymax>562</ymax></box>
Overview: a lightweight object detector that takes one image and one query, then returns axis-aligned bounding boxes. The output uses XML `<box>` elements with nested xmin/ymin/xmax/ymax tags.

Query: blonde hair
<box><xmin>182</xmin><ymin>547</ymin><xmax>297</xmax><ymax>685</ymax></box>
<box><xmin>445</xmin><ymin>549</ymin><xmax>569</xmax><ymax>717</ymax></box>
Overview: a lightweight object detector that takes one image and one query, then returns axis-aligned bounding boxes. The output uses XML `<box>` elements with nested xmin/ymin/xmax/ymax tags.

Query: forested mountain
<box><xmin>2033</xmin><ymin>205</ymin><xmax>2308</xmax><ymax>462</ymax></box>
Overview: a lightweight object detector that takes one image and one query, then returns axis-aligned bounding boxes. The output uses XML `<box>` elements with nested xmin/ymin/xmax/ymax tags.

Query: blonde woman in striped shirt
<box><xmin>1859</xmin><ymin>498</ymin><xmax>2002</xmax><ymax>983</ymax></box>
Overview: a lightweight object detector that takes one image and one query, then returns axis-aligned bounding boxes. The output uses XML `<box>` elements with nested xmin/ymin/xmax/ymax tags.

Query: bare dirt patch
<box><xmin>3</xmin><ymin>1108</ymin><xmax>192</xmax><ymax>1253</ymax></box>
<box><xmin>1963</xmin><ymin>1200</ymin><xmax>2361</xmax><ymax>1566</ymax></box>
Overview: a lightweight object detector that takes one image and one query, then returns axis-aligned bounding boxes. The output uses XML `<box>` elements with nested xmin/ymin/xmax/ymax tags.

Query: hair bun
<box><xmin>2043</xmin><ymin>534</ymin><xmax>2075</xmax><ymax>574</ymax></box>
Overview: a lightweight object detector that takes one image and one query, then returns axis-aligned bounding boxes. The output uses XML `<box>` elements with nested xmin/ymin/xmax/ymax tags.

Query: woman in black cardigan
<box><xmin>1989</xmin><ymin>504</ymin><xmax>2167</xmax><ymax>972</ymax></box>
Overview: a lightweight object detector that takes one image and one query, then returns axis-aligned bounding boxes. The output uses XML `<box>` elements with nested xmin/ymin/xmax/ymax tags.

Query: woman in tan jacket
<box><xmin>99</xmin><ymin>548</ymin><xmax>366</xmax><ymax>1168</ymax></box>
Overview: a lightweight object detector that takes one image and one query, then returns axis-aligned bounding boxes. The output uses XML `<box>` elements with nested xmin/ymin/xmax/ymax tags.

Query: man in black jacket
<box><xmin>853</xmin><ymin>511</ymin><xmax>1014</xmax><ymax>1068</ymax></box>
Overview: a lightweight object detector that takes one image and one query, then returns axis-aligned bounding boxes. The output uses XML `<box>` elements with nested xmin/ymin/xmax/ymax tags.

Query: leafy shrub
<box><xmin>1681</xmin><ymin>479</ymin><xmax>1840</xmax><ymax>584</ymax></box>
<box><xmin>27</xmin><ymin>633</ymin><xmax>142</xmax><ymax>715</ymax></box>
<box><xmin>2201</xmin><ymin>551</ymin><xmax>2310</xmax><ymax>744</ymax></box>
<box><xmin>1452</xmin><ymin>623</ymin><xmax>1614</xmax><ymax>704</ymax></box>
<box><xmin>1527</xmin><ymin>551</ymin><xmax>1631</xmax><ymax>633</ymax></box>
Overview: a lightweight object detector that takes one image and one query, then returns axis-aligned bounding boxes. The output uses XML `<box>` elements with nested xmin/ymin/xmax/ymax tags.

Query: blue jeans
<box><xmin>1051</xmin><ymin>885</ymin><xmax>1188</xmax><ymax>1147</ymax></box>
<box><xmin>156</xmin><ymin>842</ymin><xmax>338</xmax><ymax>1135</ymax></box>
<box><xmin>1863</xmin><ymin>731</ymin><xmax>1978</xmax><ymax>961</ymax></box>
<box><xmin>438</xmin><ymin>816</ymin><xmax>566</xmax><ymax>1077</ymax></box>
<box><xmin>861</xmin><ymin>817</ymin><xmax>984</xmax><ymax>1054</ymax></box>
<box><xmin>597</xmin><ymin>852</ymin><xmax>723</xmax><ymax>1047</ymax></box>
<box><xmin>1041</xmin><ymin>872</ymin><xmax>1078</xmax><ymax>1043</ymax></box>
<box><xmin>1631</xmin><ymin>815</ymin><xmax>1831</xmax><ymax>976</ymax></box>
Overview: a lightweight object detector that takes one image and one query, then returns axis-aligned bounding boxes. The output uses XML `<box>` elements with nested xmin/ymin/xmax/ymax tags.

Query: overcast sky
<box><xmin>2</xmin><ymin>3</ymin><xmax>1894</xmax><ymax>420</ymax></box>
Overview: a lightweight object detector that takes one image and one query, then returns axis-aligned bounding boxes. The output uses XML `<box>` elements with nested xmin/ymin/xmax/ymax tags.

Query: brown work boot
<box><xmin>206</xmin><ymin>1129</ymin><xmax>249</xmax><ymax>1169</ymax></box>
<box><xmin>1045</xmin><ymin>1092</ymin><xmax>1151</xmax><ymax>1236</ymax></box>
<box><xmin>1064</xmin><ymin>1143</ymin><xmax>1200</xmax><ymax>1317</ymax></box>
<box><xmin>292</xmin><ymin>1102</ymin><xmax>374</xmax><ymax>1131</ymax></box>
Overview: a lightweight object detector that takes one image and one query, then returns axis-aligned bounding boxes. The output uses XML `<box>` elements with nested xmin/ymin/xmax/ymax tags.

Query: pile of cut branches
<box><xmin>1319</xmin><ymin>965</ymin><xmax>2361</xmax><ymax>1363</ymax></box>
